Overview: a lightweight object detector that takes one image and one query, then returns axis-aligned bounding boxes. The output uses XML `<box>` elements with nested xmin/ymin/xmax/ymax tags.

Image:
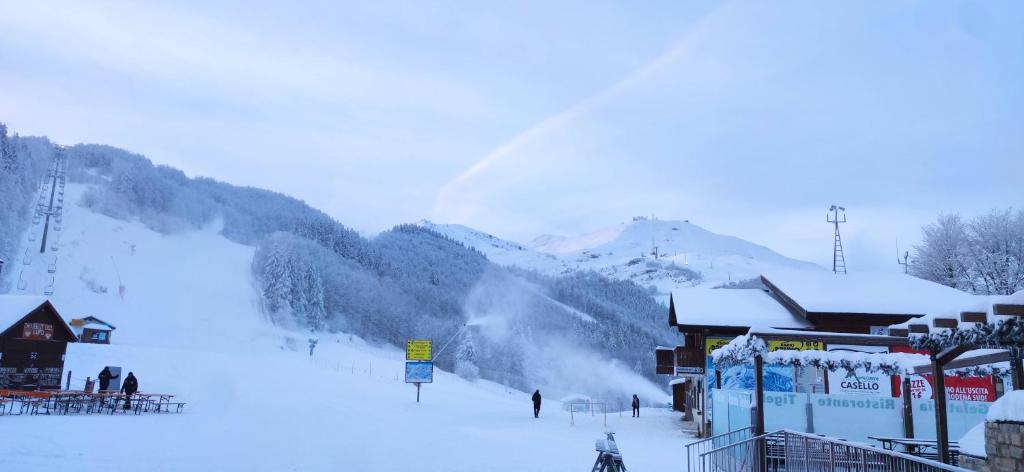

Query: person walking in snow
<box><xmin>631</xmin><ymin>394</ymin><xmax>640</xmax><ymax>418</ymax></box>
<box><xmin>121</xmin><ymin>371</ymin><xmax>139</xmax><ymax>410</ymax></box>
<box><xmin>532</xmin><ymin>390</ymin><xmax>542</xmax><ymax>418</ymax></box>
<box><xmin>98</xmin><ymin>367</ymin><xmax>118</xmax><ymax>392</ymax></box>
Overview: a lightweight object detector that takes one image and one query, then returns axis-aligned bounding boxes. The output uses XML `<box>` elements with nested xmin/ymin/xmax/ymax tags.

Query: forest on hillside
<box><xmin>0</xmin><ymin>126</ymin><xmax>674</xmax><ymax>399</ymax></box>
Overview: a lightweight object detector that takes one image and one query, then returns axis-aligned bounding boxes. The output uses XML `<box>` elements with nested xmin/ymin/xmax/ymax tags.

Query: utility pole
<box><xmin>827</xmin><ymin>205</ymin><xmax>847</xmax><ymax>274</ymax></box>
<box><xmin>897</xmin><ymin>249</ymin><xmax>910</xmax><ymax>274</ymax></box>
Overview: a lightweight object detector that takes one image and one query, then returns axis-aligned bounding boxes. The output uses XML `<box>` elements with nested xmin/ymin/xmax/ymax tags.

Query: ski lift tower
<box><xmin>827</xmin><ymin>205</ymin><xmax>847</xmax><ymax>274</ymax></box>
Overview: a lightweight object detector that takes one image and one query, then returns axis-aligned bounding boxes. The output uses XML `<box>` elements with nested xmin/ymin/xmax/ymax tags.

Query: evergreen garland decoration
<box><xmin>711</xmin><ymin>334</ymin><xmax>1015</xmax><ymax>378</ymax></box>
<box><xmin>909</xmin><ymin>317</ymin><xmax>1024</xmax><ymax>352</ymax></box>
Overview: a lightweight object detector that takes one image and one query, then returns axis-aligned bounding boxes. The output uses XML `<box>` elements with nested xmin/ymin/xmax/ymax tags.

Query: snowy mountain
<box><xmin>415</xmin><ymin>220</ymin><xmax>565</xmax><ymax>274</ymax></box>
<box><xmin>420</xmin><ymin>216</ymin><xmax>822</xmax><ymax>293</ymax></box>
<box><xmin>3</xmin><ymin>183</ymin><xmax>683</xmax><ymax>471</ymax></box>
<box><xmin>0</xmin><ymin>130</ymin><xmax>674</xmax><ymax>404</ymax></box>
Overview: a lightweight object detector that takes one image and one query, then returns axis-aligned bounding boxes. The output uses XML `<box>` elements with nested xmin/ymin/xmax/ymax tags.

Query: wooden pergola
<box><xmin>712</xmin><ymin>327</ymin><xmax>1022</xmax><ymax>465</ymax></box>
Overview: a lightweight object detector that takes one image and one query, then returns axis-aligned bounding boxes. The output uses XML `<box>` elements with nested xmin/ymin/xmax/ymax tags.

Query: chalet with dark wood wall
<box><xmin>656</xmin><ymin>271</ymin><xmax>980</xmax><ymax>436</ymax></box>
<box><xmin>0</xmin><ymin>296</ymin><xmax>77</xmax><ymax>390</ymax></box>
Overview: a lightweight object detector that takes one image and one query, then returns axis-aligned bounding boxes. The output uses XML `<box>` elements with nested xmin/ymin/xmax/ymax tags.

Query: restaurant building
<box><xmin>657</xmin><ymin>270</ymin><xmax>981</xmax><ymax>435</ymax></box>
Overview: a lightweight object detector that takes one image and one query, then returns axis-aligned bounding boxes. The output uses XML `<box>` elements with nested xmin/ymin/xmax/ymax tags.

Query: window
<box><xmin>91</xmin><ymin>331</ymin><xmax>107</xmax><ymax>341</ymax></box>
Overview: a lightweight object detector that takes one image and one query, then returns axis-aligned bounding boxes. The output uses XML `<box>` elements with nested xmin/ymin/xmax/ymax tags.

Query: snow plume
<box><xmin>463</xmin><ymin>268</ymin><xmax>669</xmax><ymax>404</ymax></box>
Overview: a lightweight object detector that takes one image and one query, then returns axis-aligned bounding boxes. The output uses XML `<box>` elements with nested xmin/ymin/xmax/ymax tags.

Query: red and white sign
<box><xmin>890</xmin><ymin>346</ymin><xmax>996</xmax><ymax>402</ymax></box>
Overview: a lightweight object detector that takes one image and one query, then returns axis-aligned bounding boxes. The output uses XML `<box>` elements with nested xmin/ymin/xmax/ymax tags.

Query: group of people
<box><xmin>98</xmin><ymin>367</ymin><xmax>140</xmax><ymax>409</ymax></box>
<box><xmin>529</xmin><ymin>390</ymin><xmax>643</xmax><ymax>418</ymax></box>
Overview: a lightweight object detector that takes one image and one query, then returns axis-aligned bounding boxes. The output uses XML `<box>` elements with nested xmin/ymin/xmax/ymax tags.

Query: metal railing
<box><xmin>697</xmin><ymin>430</ymin><xmax>969</xmax><ymax>472</ymax></box>
<box><xmin>685</xmin><ymin>426</ymin><xmax>755</xmax><ymax>472</ymax></box>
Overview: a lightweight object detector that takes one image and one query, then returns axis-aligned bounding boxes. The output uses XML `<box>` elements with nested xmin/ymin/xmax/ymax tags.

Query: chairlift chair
<box><xmin>17</xmin><ymin>271</ymin><xmax>27</xmax><ymax>290</ymax></box>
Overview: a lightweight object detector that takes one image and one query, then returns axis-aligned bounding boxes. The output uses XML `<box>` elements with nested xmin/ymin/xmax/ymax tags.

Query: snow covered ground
<box><xmin>1</xmin><ymin>187</ymin><xmax>694</xmax><ymax>470</ymax></box>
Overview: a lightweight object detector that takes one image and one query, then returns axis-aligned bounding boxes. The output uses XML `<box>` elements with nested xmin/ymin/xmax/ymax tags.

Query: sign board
<box><xmin>890</xmin><ymin>346</ymin><xmax>996</xmax><ymax>402</ymax></box>
<box><xmin>676</xmin><ymin>366</ymin><xmax>705</xmax><ymax>375</ymax></box>
<box><xmin>768</xmin><ymin>340</ymin><xmax>824</xmax><ymax>352</ymax></box>
<box><xmin>827</xmin><ymin>344</ymin><xmax>891</xmax><ymax>397</ymax></box>
<box><xmin>22</xmin><ymin>322</ymin><xmax>54</xmax><ymax>340</ymax></box>
<box><xmin>406</xmin><ymin>340</ymin><xmax>432</xmax><ymax>361</ymax></box>
<box><xmin>405</xmin><ymin>361</ymin><xmax>434</xmax><ymax>383</ymax></box>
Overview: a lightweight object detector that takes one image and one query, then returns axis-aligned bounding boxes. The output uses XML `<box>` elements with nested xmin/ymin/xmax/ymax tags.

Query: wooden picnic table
<box><xmin>869</xmin><ymin>436</ymin><xmax>961</xmax><ymax>464</ymax></box>
<box><xmin>1</xmin><ymin>389</ymin><xmax>184</xmax><ymax>415</ymax></box>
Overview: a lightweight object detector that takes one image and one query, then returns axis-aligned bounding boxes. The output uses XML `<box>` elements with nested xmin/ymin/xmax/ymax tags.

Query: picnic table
<box><xmin>869</xmin><ymin>436</ymin><xmax>961</xmax><ymax>465</ymax></box>
<box><xmin>0</xmin><ymin>389</ymin><xmax>185</xmax><ymax>416</ymax></box>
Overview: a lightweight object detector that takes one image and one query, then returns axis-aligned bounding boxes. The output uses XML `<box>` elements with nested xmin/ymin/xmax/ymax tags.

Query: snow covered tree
<box><xmin>454</xmin><ymin>335</ymin><xmax>480</xmax><ymax>380</ymax></box>
<box><xmin>912</xmin><ymin>210</ymin><xmax>1024</xmax><ymax>295</ymax></box>
<box><xmin>911</xmin><ymin>214</ymin><xmax>970</xmax><ymax>291</ymax></box>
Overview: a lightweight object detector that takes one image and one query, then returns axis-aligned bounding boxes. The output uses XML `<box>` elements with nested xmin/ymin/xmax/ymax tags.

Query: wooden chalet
<box><xmin>656</xmin><ymin>271</ymin><xmax>981</xmax><ymax>436</ymax></box>
<box><xmin>70</xmin><ymin>316</ymin><xmax>116</xmax><ymax>344</ymax></box>
<box><xmin>758</xmin><ymin>271</ymin><xmax>975</xmax><ymax>334</ymax></box>
<box><xmin>0</xmin><ymin>296</ymin><xmax>77</xmax><ymax>390</ymax></box>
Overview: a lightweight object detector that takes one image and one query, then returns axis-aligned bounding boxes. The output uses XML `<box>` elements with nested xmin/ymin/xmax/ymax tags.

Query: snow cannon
<box><xmin>591</xmin><ymin>432</ymin><xmax>627</xmax><ymax>472</ymax></box>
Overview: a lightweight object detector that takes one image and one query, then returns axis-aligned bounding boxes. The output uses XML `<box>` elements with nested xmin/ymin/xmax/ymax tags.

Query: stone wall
<box><xmin>962</xmin><ymin>421</ymin><xmax>1024</xmax><ymax>471</ymax></box>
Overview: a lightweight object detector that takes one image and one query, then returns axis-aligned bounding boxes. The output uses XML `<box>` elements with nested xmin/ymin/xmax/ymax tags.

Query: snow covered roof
<box><xmin>670</xmin><ymin>289</ymin><xmax>812</xmax><ymax>329</ymax></box>
<box><xmin>0</xmin><ymin>295</ymin><xmax>51</xmax><ymax>329</ymax></box>
<box><xmin>888</xmin><ymin>289</ymin><xmax>1024</xmax><ymax>334</ymax></box>
<box><xmin>0</xmin><ymin>295</ymin><xmax>76</xmax><ymax>340</ymax></box>
<box><xmin>761</xmin><ymin>270</ymin><xmax>978</xmax><ymax>317</ymax></box>
<box><xmin>70</xmin><ymin>316</ymin><xmax>116</xmax><ymax>330</ymax></box>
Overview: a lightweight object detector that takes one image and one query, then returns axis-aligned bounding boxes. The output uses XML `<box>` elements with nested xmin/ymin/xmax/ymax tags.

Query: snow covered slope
<box><xmin>416</xmin><ymin>220</ymin><xmax>566</xmax><ymax>274</ymax></box>
<box><xmin>421</xmin><ymin>216</ymin><xmax>821</xmax><ymax>292</ymax></box>
<box><xmin>2</xmin><ymin>186</ymin><xmax>687</xmax><ymax>471</ymax></box>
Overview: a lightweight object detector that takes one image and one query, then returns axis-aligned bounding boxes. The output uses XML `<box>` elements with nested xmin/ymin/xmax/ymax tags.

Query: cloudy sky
<box><xmin>1</xmin><ymin>0</ymin><xmax>1021</xmax><ymax>270</ymax></box>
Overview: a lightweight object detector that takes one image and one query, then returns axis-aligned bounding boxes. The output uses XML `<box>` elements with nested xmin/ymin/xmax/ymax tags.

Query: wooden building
<box><xmin>70</xmin><ymin>316</ymin><xmax>116</xmax><ymax>344</ymax></box>
<box><xmin>0</xmin><ymin>296</ymin><xmax>77</xmax><ymax>390</ymax></box>
<box><xmin>656</xmin><ymin>271</ymin><xmax>979</xmax><ymax>436</ymax></box>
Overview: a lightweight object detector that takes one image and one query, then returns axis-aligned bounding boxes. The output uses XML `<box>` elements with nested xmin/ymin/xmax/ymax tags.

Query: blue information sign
<box><xmin>405</xmin><ymin>361</ymin><xmax>434</xmax><ymax>383</ymax></box>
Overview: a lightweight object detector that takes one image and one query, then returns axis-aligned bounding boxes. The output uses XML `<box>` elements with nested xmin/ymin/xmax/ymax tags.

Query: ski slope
<box><xmin>1</xmin><ymin>186</ymin><xmax>693</xmax><ymax>471</ymax></box>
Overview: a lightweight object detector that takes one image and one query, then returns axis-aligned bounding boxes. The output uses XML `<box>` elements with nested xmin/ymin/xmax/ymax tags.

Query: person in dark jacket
<box><xmin>121</xmin><ymin>372</ymin><xmax>139</xmax><ymax>410</ymax></box>
<box><xmin>532</xmin><ymin>390</ymin><xmax>542</xmax><ymax>418</ymax></box>
<box><xmin>98</xmin><ymin>367</ymin><xmax>118</xmax><ymax>392</ymax></box>
<box><xmin>632</xmin><ymin>394</ymin><xmax>640</xmax><ymax>418</ymax></box>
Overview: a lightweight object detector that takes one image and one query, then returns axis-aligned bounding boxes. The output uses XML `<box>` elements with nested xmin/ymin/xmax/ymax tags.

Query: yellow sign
<box><xmin>406</xmin><ymin>340</ymin><xmax>432</xmax><ymax>361</ymax></box>
<box><xmin>705</xmin><ymin>337</ymin><xmax>733</xmax><ymax>355</ymax></box>
<box><xmin>768</xmin><ymin>340</ymin><xmax>824</xmax><ymax>352</ymax></box>
<box><xmin>705</xmin><ymin>337</ymin><xmax>824</xmax><ymax>355</ymax></box>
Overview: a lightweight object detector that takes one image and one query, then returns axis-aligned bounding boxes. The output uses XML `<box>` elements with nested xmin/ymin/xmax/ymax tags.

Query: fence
<box><xmin>685</xmin><ymin>426</ymin><xmax>755</xmax><ymax>472</ymax></box>
<box><xmin>569</xmin><ymin>401</ymin><xmax>607</xmax><ymax>427</ymax></box>
<box><xmin>712</xmin><ymin>389</ymin><xmax>991</xmax><ymax>444</ymax></box>
<box><xmin>697</xmin><ymin>429</ymin><xmax>968</xmax><ymax>472</ymax></box>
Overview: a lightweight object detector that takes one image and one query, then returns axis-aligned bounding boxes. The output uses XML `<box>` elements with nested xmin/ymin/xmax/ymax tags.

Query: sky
<box><xmin>1</xmin><ymin>0</ymin><xmax>1021</xmax><ymax>271</ymax></box>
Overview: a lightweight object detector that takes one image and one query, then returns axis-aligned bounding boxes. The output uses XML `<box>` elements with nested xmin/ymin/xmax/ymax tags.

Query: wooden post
<box><xmin>823</xmin><ymin>370</ymin><xmax>830</xmax><ymax>394</ymax></box>
<box><xmin>1010</xmin><ymin>349</ymin><xmax>1024</xmax><ymax>391</ymax></box>
<box><xmin>715</xmin><ymin>369</ymin><xmax>722</xmax><ymax>389</ymax></box>
<box><xmin>932</xmin><ymin>355</ymin><xmax>950</xmax><ymax>464</ymax></box>
<box><xmin>901</xmin><ymin>377</ymin><xmax>914</xmax><ymax>439</ymax></box>
<box><xmin>754</xmin><ymin>354</ymin><xmax>765</xmax><ymax>436</ymax></box>
<box><xmin>415</xmin><ymin>382</ymin><xmax>421</xmax><ymax>403</ymax></box>
<box><xmin>66</xmin><ymin>370</ymin><xmax>72</xmax><ymax>390</ymax></box>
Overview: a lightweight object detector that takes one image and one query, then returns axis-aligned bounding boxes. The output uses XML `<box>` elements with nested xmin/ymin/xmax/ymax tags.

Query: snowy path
<box><xmin>2</xmin><ymin>339</ymin><xmax>694</xmax><ymax>471</ymax></box>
